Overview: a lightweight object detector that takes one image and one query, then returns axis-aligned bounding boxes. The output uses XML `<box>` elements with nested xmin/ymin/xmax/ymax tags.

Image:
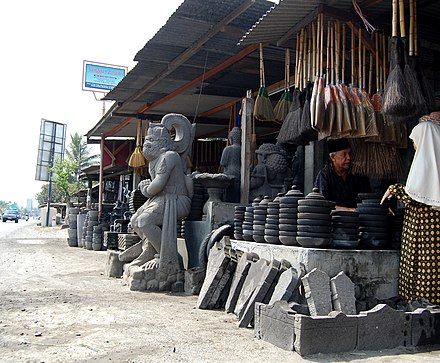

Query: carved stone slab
<box><xmin>330</xmin><ymin>271</ymin><xmax>356</xmax><ymax>315</ymax></box>
<box><xmin>225</xmin><ymin>252</ymin><xmax>257</xmax><ymax>313</ymax></box>
<box><xmin>254</xmin><ymin>301</ymin><xmax>296</xmax><ymax>351</ymax></box>
<box><xmin>294</xmin><ymin>311</ymin><xmax>357</xmax><ymax>356</ymax></box>
<box><xmin>407</xmin><ymin>308</ymin><xmax>440</xmax><ymax>346</ymax></box>
<box><xmin>301</xmin><ymin>268</ymin><xmax>332</xmax><ymax>316</ymax></box>
<box><xmin>357</xmin><ymin>304</ymin><xmax>410</xmax><ymax>350</ymax></box>
<box><xmin>239</xmin><ymin>259</ymin><xmax>281</xmax><ymax>327</ymax></box>
<box><xmin>234</xmin><ymin>258</ymin><xmax>271</xmax><ymax>317</ymax></box>
<box><xmin>197</xmin><ymin>247</ymin><xmax>230</xmax><ymax>309</ymax></box>
<box><xmin>269</xmin><ymin>266</ymin><xmax>302</xmax><ymax>305</ymax></box>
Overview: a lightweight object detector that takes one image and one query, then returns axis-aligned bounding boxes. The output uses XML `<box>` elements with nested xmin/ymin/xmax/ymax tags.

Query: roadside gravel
<box><xmin>0</xmin><ymin>223</ymin><xmax>439</xmax><ymax>363</ymax></box>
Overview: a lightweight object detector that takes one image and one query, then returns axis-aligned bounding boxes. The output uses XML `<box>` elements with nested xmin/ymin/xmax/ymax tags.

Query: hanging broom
<box><xmin>383</xmin><ymin>0</ymin><xmax>413</xmax><ymax>118</ymax></box>
<box><xmin>274</xmin><ymin>48</ymin><xmax>293</xmax><ymax>123</ymax></box>
<box><xmin>254</xmin><ymin>43</ymin><xmax>275</xmax><ymax>121</ymax></box>
<box><xmin>128</xmin><ymin>119</ymin><xmax>147</xmax><ymax>175</ymax></box>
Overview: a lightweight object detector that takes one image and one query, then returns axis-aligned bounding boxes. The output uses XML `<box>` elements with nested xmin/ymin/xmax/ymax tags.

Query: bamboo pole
<box><xmin>335</xmin><ymin>20</ymin><xmax>340</xmax><ymax>83</ymax></box>
<box><xmin>326</xmin><ymin>21</ymin><xmax>330</xmax><ymax>84</ymax></box>
<box><xmin>358</xmin><ymin>28</ymin><xmax>362</xmax><ymax>87</ymax></box>
<box><xmin>375</xmin><ymin>32</ymin><xmax>380</xmax><ymax>92</ymax></box>
<box><xmin>312</xmin><ymin>22</ymin><xmax>316</xmax><ymax>78</ymax></box>
<box><xmin>330</xmin><ymin>21</ymin><xmax>335</xmax><ymax>84</ymax></box>
<box><xmin>295</xmin><ymin>32</ymin><xmax>300</xmax><ymax>87</ymax></box>
<box><xmin>409</xmin><ymin>0</ymin><xmax>414</xmax><ymax>56</ymax></box>
<box><xmin>351</xmin><ymin>26</ymin><xmax>355</xmax><ymax>85</ymax></box>
<box><xmin>320</xmin><ymin>13</ymin><xmax>324</xmax><ymax>76</ymax></box>
<box><xmin>399</xmin><ymin>0</ymin><xmax>406</xmax><ymax>38</ymax></box>
<box><xmin>342</xmin><ymin>23</ymin><xmax>346</xmax><ymax>84</ymax></box>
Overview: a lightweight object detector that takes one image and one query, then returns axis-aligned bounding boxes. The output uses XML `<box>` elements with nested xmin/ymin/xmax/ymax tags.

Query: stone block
<box><xmin>301</xmin><ymin>268</ymin><xmax>332</xmax><ymax>316</ymax></box>
<box><xmin>119</xmin><ymin>241</ymin><xmax>143</xmax><ymax>263</ymax></box>
<box><xmin>197</xmin><ymin>247</ymin><xmax>230</xmax><ymax>309</ymax></box>
<box><xmin>239</xmin><ymin>259</ymin><xmax>281</xmax><ymax>327</ymax></box>
<box><xmin>269</xmin><ymin>266</ymin><xmax>302</xmax><ymax>305</ymax></box>
<box><xmin>208</xmin><ymin>259</ymin><xmax>237</xmax><ymax>309</ymax></box>
<box><xmin>407</xmin><ymin>308</ymin><xmax>440</xmax><ymax>346</ymax></box>
<box><xmin>294</xmin><ymin>311</ymin><xmax>358</xmax><ymax>356</ymax></box>
<box><xmin>104</xmin><ymin>250</ymin><xmax>124</xmax><ymax>278</ymax></box>
<box><xmin>330</xmin><ymin>271</ymin><xmax>356</xmax><ymax>315</ymax></box>
<box><xmin>357</xmin><ymin>304</ymin><xmax>410</xmax><ymax>351</ymax></box>
<box><xmin>254</xmin><ymin>301</ymin><xmax>296</xmax><ymax>351</ymax></box>
<box><xmin>225</xmin><ymin>252</ymin><xmax>256</xmax><ymax>313</ymax></box>
<box><xmin>184</xmin><ymin>267</ymin><xmax>206</xmax><ymax>295</ymax></box>
<box><xmin>234</xmin><ymin>258</ymin><xmax>271</xmax><ymax>317</ymax></box>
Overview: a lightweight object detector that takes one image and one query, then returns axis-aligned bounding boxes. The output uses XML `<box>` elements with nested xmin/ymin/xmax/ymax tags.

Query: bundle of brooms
<box><xmin>128</xmin><ymin>119</ymin><xmax>148</xmax><ymax>175</ymax></box>
<box><xmin>253</xmin><ymin>43</ymin><xmax>275</xmax><ymax>121</ymax></box>
<box><xmin>274</xmin><ymin>48</ymin><xmax>293</xmax><ymax>123</ymax></box>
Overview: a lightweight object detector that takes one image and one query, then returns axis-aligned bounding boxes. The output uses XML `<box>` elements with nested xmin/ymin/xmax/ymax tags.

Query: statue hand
<box><xmin>139</xmin><ymin>179</ymin><xmax>152</xmax><ymax>196</ymax></box>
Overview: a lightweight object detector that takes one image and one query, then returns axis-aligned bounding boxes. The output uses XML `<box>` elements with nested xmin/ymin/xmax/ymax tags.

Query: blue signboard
<box><xmin>82</xmin><ymin>61</ymin><xmax>127</xmax><ymax>93</ymax></box>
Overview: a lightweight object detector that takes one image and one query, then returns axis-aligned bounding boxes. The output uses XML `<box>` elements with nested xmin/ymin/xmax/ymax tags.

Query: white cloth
<box><xmin>405</xmin><ymin>121</ymin><xmax>440</xmax><ymax>208</ymax></box>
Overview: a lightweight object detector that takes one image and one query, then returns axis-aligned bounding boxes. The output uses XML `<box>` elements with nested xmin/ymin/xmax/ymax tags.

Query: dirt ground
<box><xmin>1</xmin><ymin>223</ymin><xmax>440</xmax><ymax>363</ymax></box>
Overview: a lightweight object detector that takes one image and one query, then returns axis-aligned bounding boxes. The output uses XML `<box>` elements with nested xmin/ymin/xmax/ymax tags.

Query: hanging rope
<box><xmin>193</xmin><ymin>50</ymin><xmax>209</xmax><ymax>123</ymax></box>
<box><xmin>352</xmin><ymin>0</ymin><xmax>376</xmax><ymax>33</ymax></box>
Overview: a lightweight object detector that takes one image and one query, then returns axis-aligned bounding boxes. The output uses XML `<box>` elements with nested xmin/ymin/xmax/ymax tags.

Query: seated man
<box><xmin>314</xmin><ymin>138</ymin><xmax>371</xmax><ymax>210</ymax></box>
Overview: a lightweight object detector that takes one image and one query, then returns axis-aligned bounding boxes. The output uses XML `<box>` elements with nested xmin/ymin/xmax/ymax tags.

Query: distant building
<box><xmin>26</xmin><ymin>199</ymin><xmax>33</xmax><ymax>212</ymax></box>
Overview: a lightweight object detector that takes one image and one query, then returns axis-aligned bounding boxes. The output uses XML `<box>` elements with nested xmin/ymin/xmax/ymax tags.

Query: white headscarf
<box><xmin>405</xmin><ymin>121</ymin><xmax>440</xmax><ymax>208</ymax></box>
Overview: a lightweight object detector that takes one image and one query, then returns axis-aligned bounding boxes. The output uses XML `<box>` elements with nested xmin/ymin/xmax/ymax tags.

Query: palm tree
<box><xmin>66</xmin><ymin>133</ymin><xmax>98</xmax><ymax>181</ymax></box>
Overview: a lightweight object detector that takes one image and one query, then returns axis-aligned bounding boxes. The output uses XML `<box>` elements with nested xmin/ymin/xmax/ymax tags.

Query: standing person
<box><xmin>314</xmin><ymin>138</ymin><xmax>371</xmax><ymax>210</ymax></box>
<box><xmin>381</xmin><ymin>114</ymin><xmax>440</xmax><ymax>304</ymax></box>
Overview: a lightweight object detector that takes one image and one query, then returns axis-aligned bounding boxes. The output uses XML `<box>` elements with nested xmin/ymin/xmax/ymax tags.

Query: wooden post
<box><xmin>99</xmin><ymin>134</ymin><xmax>104</xmax><ymax>219</ymax></box>
<box><xmin>240</xmin><ymin>91</ymin><xmax>253</xmax><ymax>204</ymax></box>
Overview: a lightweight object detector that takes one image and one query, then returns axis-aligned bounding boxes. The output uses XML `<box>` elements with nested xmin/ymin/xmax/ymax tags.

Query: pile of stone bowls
<box><xmin>278</xmin><ymin>185</ymin><xmax>304</xmax><ymax>246</ymax></box>
<box><xmin>241</xmin><ymin>205</ymin><xmax>254</xmax><ymax>241</ymax></box>
<box><xmin>253</xmin><ymin>196</ymin><xmax>270</xmax><ymax>243</ymax></box>
<box><xmin>297</xmin><ymin>188</ymin><xmax>335</xmax><ymax>248</ymax></box>
<box><xmin>331</xmin><ymin>210</ymin><xmax>360</xmax><ymax>249</ymax></box>
<box><xmin>357</xmin><ymin>193</ymin><xmax>391</xmax><ymax>249</ymax></box>
<box><xmin>233</xmin><ymin>205</ymin><xmax>246</xmax><ymax>240</ymax></box>
<box><xmin>264</xmin><ymin>194</ymin><xmax>282</xmax><ymax>244</ymax></box>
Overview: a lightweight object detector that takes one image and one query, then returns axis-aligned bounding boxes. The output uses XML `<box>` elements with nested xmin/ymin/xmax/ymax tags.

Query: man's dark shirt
<box><xmin>314</xmin><ymin>163</ymin><xmax>371</xmax><ymax>208</ymax></box>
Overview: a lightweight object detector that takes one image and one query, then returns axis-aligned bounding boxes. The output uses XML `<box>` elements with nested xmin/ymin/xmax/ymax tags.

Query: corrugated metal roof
<box><xmin>87</xmin><ymin>0</ymin><xmax>440</xmax><ymax>142</ymax></box>
<box><xmin>87</xmin><ymin>0</ymin><xmax>280</xmax><ymax>141</ymax></box>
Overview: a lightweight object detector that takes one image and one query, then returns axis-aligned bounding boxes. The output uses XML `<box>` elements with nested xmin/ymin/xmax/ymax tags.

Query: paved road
<box><xmin>0</xmin><ymin>218</ymin><xmax>36</xmax><ymax>238</ymax></box>
<box><xmin>0</xmin><ymin>223</ymin><xmax>439</xmax><ymax>363</ymax></box>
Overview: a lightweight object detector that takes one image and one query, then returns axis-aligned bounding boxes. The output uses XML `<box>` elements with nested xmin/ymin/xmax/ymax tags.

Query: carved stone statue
<box><xmin>249</xmin><ymin>143</ymin><xmax>292</xmax><ymax>201</ymax></box>
<box><xmin>219</xmin><ymin>127</ymin><xmax>241</xmax><ymax>202</ymax></box>
<box><xmin>127</xmin><ymin>113</ymin><xmax>195</xmax><ymax>291</ymax></box>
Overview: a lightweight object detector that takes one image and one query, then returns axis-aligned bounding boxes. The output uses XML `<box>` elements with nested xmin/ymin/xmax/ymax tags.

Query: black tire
<box><xmin>297</xmin><ymin>212</ymin><xmax>332</xmax><ymax>221</ymax></box>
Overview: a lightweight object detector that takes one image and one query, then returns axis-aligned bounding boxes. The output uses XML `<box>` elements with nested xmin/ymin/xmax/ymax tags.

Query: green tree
<box><xmin>66</xmin><ymin>133</ymin><xmax>98</xmax><ymax>183</ymax></box>
<box><xmin>35</xmin><ymin>133</ymin><xmax>98</xmax><ymax>205</ymax></box>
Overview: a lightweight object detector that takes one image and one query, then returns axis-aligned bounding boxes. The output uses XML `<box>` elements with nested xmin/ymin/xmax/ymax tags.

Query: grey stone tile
<box><xmin>301</xmin><ymin>268</ymin><xmax>332</xmax><ymax>316</ymax></box>
<box><xmin>197</xmin><ymin>247</ymin><xmax>230</xmax><ymax>309</ymax></box>
<box><xmin>407</xmin><ymin>308</ymin><xmax>440</xmax><ymax>346</ymax></box>
<box><xmin>225</xmin><ymin>252</ymin><xmax>256</xmax><ymax>313</ymax></box>
<box><xmin>269</xmin><ymin>266</ymin><xmax>302</xmax><ymax>305</ymax></box>
<box><xmin>330</xmin><ymin>271</ymin><xmax>356</xmax><ymax>315</ymax></box>
<box><xmin>239</xmin><ymin>259</ymin><xmax>281</xmax><ymax>327</ymax></box>
<box><xmin>357</xmin><ymin>304</ymin><xmax>410</xmax><ymax>350</ymax></box>
<box><xmin>104</xmin><ymin>250</ymin><xmax>124</xmax><ymax>278</ymax></box>
<box><xmin>208</xmin><ymin>258</ymin><xmax>237</xmax><ymax>309</ymax></box>
<box><xmin>254</xmin><ymin>301</ymin><xmax>296</xmax><ymax>350</ymax></box>
<box><xmin>294</xmin><ymin>311</ymin><xmax>357</xmax><ymax>356</ymax></box>
<box><xmin>234</xmin><ymin>258</ymin><xmax>271</xmax><ymax>317</ymax></box>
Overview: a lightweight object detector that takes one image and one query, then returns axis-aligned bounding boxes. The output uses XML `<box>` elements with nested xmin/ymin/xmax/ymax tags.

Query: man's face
<box><xmin>330</xmin><ymin>148</ymin><xmax>352</xmax><ymax>170</ymax></box>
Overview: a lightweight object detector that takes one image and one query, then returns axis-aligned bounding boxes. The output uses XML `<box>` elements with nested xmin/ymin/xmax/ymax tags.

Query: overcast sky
<box><xmin>0</xmin><ymin>0</ymin><xmax>277</xmax><ymax>209</ymax></box>
<box><xmin>0</xmin><ymin>0</ymin><xmax>187</xmax><ymax>208</ymax></box>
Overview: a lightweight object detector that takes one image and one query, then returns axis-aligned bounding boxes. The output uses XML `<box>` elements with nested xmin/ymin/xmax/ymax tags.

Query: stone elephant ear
<box><xmin>161</xmin><ymin>113</ymin><xmax>195</xmax><ymax>155</ymax></box>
